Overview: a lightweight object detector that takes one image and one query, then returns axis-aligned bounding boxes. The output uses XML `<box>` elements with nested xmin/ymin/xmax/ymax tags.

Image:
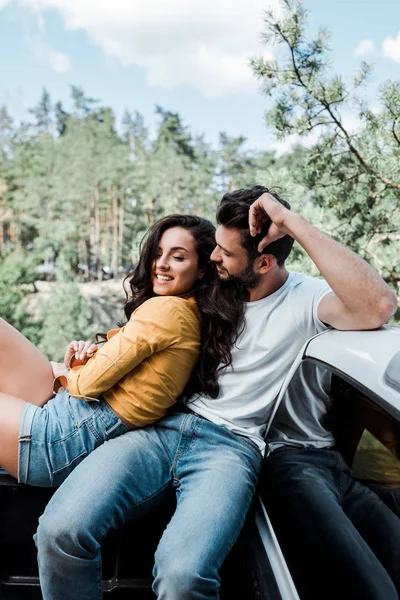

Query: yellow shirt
<box><xmin>66</xmin><ymin>296</ymin><xmax>201</xmax><ymax>427</ymax></box>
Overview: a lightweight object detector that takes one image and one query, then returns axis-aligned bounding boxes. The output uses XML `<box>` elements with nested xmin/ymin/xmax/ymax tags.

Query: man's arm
<box><xmin>249</xmin><ymin>193</ymin><xmax>397</xmax><ymax>330</ymax></box>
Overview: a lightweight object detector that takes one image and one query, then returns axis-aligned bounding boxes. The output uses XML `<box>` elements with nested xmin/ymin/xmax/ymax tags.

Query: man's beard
<box><xmin>217</xmin><ymin>261</ymin><xmax>260</xmax><ymax>300</ymax></box>
<box><xmin>220</xmin><ymin>262</ymin><xmax>261</xmax><ymax>289</ymax></box>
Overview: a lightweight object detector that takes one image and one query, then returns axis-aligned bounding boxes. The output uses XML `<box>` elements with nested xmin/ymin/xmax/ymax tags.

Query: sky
<box><xmin>0</xmin><ymin>0</ymin><xmax>399</xmax><ymax>153</ymax></box>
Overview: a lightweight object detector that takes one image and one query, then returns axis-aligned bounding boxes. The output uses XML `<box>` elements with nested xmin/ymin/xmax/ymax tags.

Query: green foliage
<box><xmin>39</xmin><ymin>282</ymin><xmax>95</xmax><ymax>361</ymax></box>
<box><xmin>1</xmin><ymin>20</ymin><xmax>399</xmax><ymax>343</ymax></box>
<box><xmin>251</xmin><ymin>0</ymin><xmax>400</xmax><ymax>295</ymax></box>
<box><xmin>0</xmin><ymin>251</ymin><xmax>42</xmax><ymax>344</ymax></box>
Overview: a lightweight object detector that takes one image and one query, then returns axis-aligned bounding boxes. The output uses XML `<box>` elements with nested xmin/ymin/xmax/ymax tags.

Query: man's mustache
<box><xmin>208</xmin><ymin>260</ymin><xmax>228</xmax><ymax>273</ymax></box>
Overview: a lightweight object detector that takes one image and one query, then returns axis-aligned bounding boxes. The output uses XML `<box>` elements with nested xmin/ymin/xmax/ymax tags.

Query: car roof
<box><xmin>303</xmin><ymin>326</ymin><xmax>400</xmax><ymax>416</ymax></box>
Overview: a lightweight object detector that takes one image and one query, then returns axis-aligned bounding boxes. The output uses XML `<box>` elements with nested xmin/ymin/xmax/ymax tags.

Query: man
<box><xmin>35</xmin><ymin>186</ymin><xmax>398</xmax><ymax>599</ymax></box>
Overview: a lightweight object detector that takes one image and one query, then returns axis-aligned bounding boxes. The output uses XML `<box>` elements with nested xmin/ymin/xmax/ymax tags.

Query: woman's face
<box><xmin>152</xmin><ymin>226</ymin><xmax>204</xmax><ymax>296</ymax></box>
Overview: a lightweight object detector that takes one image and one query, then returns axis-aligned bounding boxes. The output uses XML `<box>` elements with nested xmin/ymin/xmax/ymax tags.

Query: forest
<box><xmin>1</xmin><ymin>0</ymin><xmax>399</xmax><ymax>360</ymax></box>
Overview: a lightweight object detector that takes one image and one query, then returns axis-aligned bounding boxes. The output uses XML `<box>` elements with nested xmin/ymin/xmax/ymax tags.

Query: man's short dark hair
<box><xmin>216</xmin><ymin>185</ymin><xmax>294</xmax><ymax>266</ymax></box>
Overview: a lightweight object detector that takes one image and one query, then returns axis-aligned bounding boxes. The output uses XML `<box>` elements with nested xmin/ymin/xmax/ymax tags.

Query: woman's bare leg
<box><xmin>0</xmin><ymin>393</ymin><xmax>28</xmax><ymax>478</ymax></box>
<box><xmin>0</xmin><ymin>318</ymin><xmax>54</xmax><ymax>405</ymax></box>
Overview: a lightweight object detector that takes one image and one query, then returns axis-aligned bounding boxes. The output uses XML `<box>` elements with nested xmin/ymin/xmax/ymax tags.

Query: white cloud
<box><xmin>353</xmin><ymin>39</ymin><xmax>376</xmax><ymax>58</ymax></box>
<box><xmin>48</xmin><ymin>49</ymin><xmax>71</xmax><ymax>73</ymax></box>
<box><xmin>29</xmin><ymin>34</ymin><xmax>72</xmax><ymax>73</ymax></box>
<box><xmin>5</xmin><ymin>0</ymin><xmax>279</xmax><ymax>97</ymax></box>
<box><xmin>382</xmin><ymin>31</ymin><xmax>400</xmax><ymax>63</ymax></box>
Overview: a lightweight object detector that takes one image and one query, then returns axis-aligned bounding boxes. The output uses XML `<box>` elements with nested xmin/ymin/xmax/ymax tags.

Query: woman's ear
<box><xmin>197</xmin><ymin>269</ymin><xmax>205</xmax><ymax>280</ymax></box>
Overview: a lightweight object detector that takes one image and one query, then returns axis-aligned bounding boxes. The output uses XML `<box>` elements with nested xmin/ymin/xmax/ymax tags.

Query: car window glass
<box><xmin>329</xmin><ymin>377</ymin><xmax>400</xmax><ymax>517</ymax></box>
<box><xmin>351</xmin><ymin>430</ymin><xmax>400</xmax><ymax>486</ymax></box>
<box><xmin>348</xmin><ymin>395</ymin><xmax>400</xmax><ymax>517</ymax></box>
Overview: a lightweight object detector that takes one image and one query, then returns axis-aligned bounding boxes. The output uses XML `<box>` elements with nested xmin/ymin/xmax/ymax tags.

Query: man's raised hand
<box><xmin>249</xmin><ymin>192</ymin><xmax>291</xmax><ymax>252</ymax></box>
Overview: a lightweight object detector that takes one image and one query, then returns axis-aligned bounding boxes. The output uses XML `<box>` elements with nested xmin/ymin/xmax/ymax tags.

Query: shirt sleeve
<box><xmin>66</xmin><ymin>297</ymin><xmax>183</xmax><ymax>399</ymax></box>
<box><xmin>289</xmin><ymin>275</ymin><xmax>332</xmax><ymax>338</ymax></box>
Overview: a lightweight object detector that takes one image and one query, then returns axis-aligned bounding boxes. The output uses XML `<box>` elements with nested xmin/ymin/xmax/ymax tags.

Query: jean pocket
<box><xmin>51</xmin><ymin>449</ymin><xmax>88</xmax><ymax>487</ymax></box>
<box><xmin>104</xmin><ymin>418</ymin><xmax>130</xmax><ymax>439</ymax></box>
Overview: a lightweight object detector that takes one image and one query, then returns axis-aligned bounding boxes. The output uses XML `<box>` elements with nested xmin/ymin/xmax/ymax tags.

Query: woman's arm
<box><xmin>65</xmin><ymin>298</ymin><xmax>183</xmax><ymax>399</ymax></box>
<box><xmin>52</xmin><ymin>340</ymin><xmax>98</xmax><ymax>393</ymax></box>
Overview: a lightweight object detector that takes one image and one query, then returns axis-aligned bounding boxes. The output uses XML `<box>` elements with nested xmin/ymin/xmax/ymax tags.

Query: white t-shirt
<box><xmin>266</xmin><ymin>361</ymin><xmax>335</xmax><ymax>454</ymax></box>
<box><xmin>189</xmin><ymin>272</ymin><xmax>331</xmax><ymax>455</ymax></box>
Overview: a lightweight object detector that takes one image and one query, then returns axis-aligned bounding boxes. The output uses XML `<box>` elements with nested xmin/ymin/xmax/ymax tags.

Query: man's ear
<box><xmin>255</xmin><ymin>253</ymin><xmax>276</xmax><ymax>274</ymax></box>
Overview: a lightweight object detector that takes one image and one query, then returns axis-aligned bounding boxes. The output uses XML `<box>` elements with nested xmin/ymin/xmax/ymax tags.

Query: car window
<box><xmin>329</xmin><ymin>378</ymin><xmax>400</xmax><ymax>517</ymax></box>
<box><xmin>351</xmin><ymin>429</ymin><xmax>400</xmax><ymax>486</ymax></box>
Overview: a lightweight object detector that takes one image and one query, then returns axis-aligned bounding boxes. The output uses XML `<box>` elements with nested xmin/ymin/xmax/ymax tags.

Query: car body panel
<box><xmin>303</xmin><ymin>326</ymin><xmax>400</xmax><ymax>416</ymax></box>
<box><xmin>254</xmin><ymin>496</ymin><xmax>300</xmax><ymax>600</ymax></box>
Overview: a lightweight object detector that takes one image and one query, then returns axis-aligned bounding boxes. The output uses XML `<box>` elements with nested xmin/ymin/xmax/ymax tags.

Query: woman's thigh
<box><xmin>0</xmin><ymin>392</ymin><xmax>27</xmax><ymax>477</ymax></box>
<box><xmin>0</xmin><ymin>318</ymin><xmax>53</xmax><ymax>404</ymax></box>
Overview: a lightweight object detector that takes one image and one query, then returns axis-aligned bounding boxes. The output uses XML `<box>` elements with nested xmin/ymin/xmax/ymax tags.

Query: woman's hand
<box><xmin>64</xmin><ymin>340</ymin><xmax>98</xmax><ymax>369</ymax></box>
<box><xmin>50</xmin><ymin>361</ymin><xmax>68</xmax><ymax>380</ymax></box>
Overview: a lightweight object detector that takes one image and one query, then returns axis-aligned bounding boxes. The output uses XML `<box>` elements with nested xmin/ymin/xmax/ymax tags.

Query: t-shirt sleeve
<box><xmin>66</xmin><ymin>297</ymin><xmax>183</xmax><ymax>399</ymax></box>
<box><xmin>289</xmin><ymin>275</ymin><xmax>332</xmax><ymax>338</ymax></box>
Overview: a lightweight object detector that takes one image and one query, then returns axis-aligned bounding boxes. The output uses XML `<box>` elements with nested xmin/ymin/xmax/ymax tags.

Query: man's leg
<box><xmin>35</xmin><ymin>420</ymin><xmax>180</xmax><ymax>600</ymax></box>
<box><xmin>261</xmin><ymin>448</ymin><xmax>399</xmax><ymax>600</ymax></box>
<box><xmin>152</xmin><ymin>415</ymin><xmax>261</xmax><ymax>600</ymax></box>
<box><xmin>342</xmin><ymin>473</ymin><xmax>400</xmax><ymax>594</ymax></box>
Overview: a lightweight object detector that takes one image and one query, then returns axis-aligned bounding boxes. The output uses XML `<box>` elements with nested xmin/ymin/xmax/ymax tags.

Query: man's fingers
<box><xmin>258</xmin><ymin>225</ymin><xmax>286</xmax><ymax>252</ymax></box>
<box><xmin>249</xmin><ymin>203</ymin><xmax>268</xmax><ymax>236</ymax></box>
<box><xmin>257</xmin><ymin>236</ymin><xmax>270</xmax><ymax>253</ymax></box>
<box><xmin>249</xmin><ymin>204</ymin><xmax>259</xmax><ymax>236</ymax></box>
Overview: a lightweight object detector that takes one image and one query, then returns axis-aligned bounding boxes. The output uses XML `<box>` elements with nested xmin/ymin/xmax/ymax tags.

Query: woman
<box><xmin>0</xmin><ymin>214</ymin><xmax>243</xmax><ymax>487</ymax></box>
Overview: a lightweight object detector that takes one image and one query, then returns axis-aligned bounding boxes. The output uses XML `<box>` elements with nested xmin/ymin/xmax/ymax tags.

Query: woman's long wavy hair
<box><xmin>121</xmin><ymin>214</ymin><xmax>245</xmax><ymax>400</ymax></box>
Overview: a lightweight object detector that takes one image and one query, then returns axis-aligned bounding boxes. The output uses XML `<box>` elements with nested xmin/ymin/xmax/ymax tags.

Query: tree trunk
<box><xmin>118</xmin><ymin>187</ymin><xmax>125</xmax><ymax>271</ymax></box>
<box><xmin>94</xmin><ymin>184</ymin><xmax>102</xmax><ymax>281</ymax></box>
<box><xmin>111</xmin><ymin>186</ymin><xmax>119</xmax><ymax>278</ymax></box>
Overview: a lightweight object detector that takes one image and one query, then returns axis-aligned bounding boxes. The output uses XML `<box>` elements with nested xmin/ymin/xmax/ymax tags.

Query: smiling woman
<box><xmin>152</xmin><ymin>227</ymin><xmax>205</xmax><ymax>297</ymax></box>
<box><xmin>0</xmin><ymin>214</ymin><xmax>244</xmax><ymax>488</ymax></box>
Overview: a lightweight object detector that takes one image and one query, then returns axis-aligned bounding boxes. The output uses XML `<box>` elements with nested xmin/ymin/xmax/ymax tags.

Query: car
<box><xmin>0</xmin><ymin>326</ymin><xmax>399</xmax><ymax>599</ymax></box>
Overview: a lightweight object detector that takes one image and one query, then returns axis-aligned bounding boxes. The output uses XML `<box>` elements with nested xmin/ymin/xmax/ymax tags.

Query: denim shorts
<box><xmin>18</xmin><ymin>392</ymin><xmax>130</xmax><ymax>487</ymax></box>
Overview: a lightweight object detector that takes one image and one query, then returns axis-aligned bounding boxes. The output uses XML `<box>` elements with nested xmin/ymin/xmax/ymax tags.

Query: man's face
<box><xmin>210</xmin><ymin>225</ymin><xmax>261</xmax><ymax>288</ymax></box>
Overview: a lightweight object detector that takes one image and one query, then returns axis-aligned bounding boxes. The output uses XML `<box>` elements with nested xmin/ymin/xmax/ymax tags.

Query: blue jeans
<box><xmin>261</xmin><ymin>447</ymin><xmax>400</xmax><ymax>600</ymax></box>
<box><xmin>35</xmin><ymin>410</ymin><xmax>261</xmax><ymax>599</ymax></box>
<box><xmin>19</xmin><ymin>393</ymin><xmax>130</xmax><ymax>487</ymax></box>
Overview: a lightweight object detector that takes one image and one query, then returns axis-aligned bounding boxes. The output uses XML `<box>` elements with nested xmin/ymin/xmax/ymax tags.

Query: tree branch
<box><xmin>276</xmin><ymin>24</ymin><xmax>400</xmax><ymax>191</ymax></box>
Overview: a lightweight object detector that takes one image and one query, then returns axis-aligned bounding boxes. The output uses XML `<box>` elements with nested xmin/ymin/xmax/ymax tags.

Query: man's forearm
<box><xmin>283</xmin><ymin>212</ymin><xmax>397</xmax><ymax>327</ymax></box>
